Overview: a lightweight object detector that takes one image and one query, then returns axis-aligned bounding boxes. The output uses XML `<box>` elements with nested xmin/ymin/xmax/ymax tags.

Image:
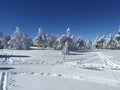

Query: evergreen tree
<box><xmin>115</xmin><ymin>26</ymin><xmax>120</xmax><ymax>49</ymax></box>
<box><xmin>66</xmin><ymin>27</ymin><xmax>70</xmax><ymax>38</ymax></box>
<box><xmin>115</xmin><ymin>26</ymin><xmax>120</xmax><ymax>41</ymax></box>
<box><xmin>86</xmin><ymin>40</ymin><xmax>92</xmax><ymax>50</ymax></box>
<box><xmin>34</xmin><ymin>28</ymin><xmax>46</xmax><ymax>49</ymax></box>
<box><xmin>45</xmin><ymin>34</ymin><xmax>57</xmax><ymax>48</ymax></box>
<box><xmin>8</xmin><ymin>27</ymin><xmax>32</xmax><ymax>50</ymax></box>
<box><xmin>55</xmin><ymin>27</ymin><xmax>77</xmax><ymax>50</ymax></box>
<box><xmin>0</xmin><ymin>31</ymin><xmax>10</xmax><ymax>49</ymax></box>
<box><xmin>76</xmin><ymin>36</ymin><xmax>86</xmax><ymax>50</ymax></box>
<box><xmin>103</xmin><ymin>34</ymin><xmax>115</xmax><ymax>49</ymax></box>
<box><xmin>62</xmin><ymin>41</ymin><xmax>69</xmax><ymax>55</ymax></box>
<box><xmin>93</xmin><ymin>35</ymin><xmax>106</xmax><ymax>49</ymax></box>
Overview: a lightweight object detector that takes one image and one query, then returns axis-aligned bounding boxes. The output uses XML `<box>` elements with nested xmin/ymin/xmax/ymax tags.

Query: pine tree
<box><xmin>55</xmin><ymin>27</ymin><xmax>77</xmax><ymax>50</ymax></box>
<box><xmin>93</xmin><ymin>35</ymin><xmax>99</xmax><ymax>49</ymax></box>
<box><xmin>114</xmin><ymin>26</ymin><xmax>120</xmax><ymax>49</ymax></box>
<box><xmin>76</xmin><ymin>36</ymin><xmax>86</xmax><ymax>50</ymax></box>
<box><xmin>103</xmin><ymin>34</ymin><xmax>115</xmax><ymax>49</ymax></box>
<box><xmin>62</xmin><ymin>41</ymin><xmax>69</xmax><ymax>55</ymax></box>
<box><xmin>8</xmin><ymin>27</ymin><xmax>32</xmax><ymax>50</ymax></box>
<box><xmin>93</xmin><ymin>35</ymin><xmax>106</xmax><ymax>49</ymax></box>
<box><xmin>66</xmin><ymin>27</ymin><xmax>70</xmax><ymax>38</ymax></box>
<box><xmin>86</xmin><ymin>40</ymin><xmax>92</xmax><ymax>50</ymax></box>
<box><xmin>0</xmin><ymin>31</ymin><xmax>10</xmax><ymax>49</ymax></box>
<box><xmin>115</xmin><ymin>26</ymin><xmax>120</xmax><ymax>41</ymax></box>
<box><xmin>34</xmin><ymin>28</ymin><xmax>46</xmax><ymax>49</ymax></box>
<box><xmin>45</xmin><ymin>34</ymin><xmax>57</xmax><ymax>48</ymax></box>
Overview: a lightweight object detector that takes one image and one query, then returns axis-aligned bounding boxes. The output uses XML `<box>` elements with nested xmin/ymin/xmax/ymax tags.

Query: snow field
<box><xmin>8</xmin><ymin>73</ymin><xmax>120</xmax><ymax>90</ymax></box>
<box><xmin>0</xmin><ymin>49</ymin><xmax>120</xmax><ymax>90</ymax></box>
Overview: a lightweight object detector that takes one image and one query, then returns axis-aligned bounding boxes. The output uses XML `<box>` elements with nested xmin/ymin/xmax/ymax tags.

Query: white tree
<box><xmin>62</xmin><ymin>41</ymin><xmax>69</xmax><ymax>55</ymax></box>
<box><xmin>66</xmin><ymin>27</ymin><xmax>70</xmax><ymax>38</ymax></box>
<box><xmin>8</xmin><ymin>27</ymin><xmax>32</xmax><ymax>50</ymax></box>
<box><xmin>33</xmin><ymin>28</ymin><xmax>46</xmax><ymax>49</ymax></box>
<box><xmin>0</xmin><ymin>31</ymin><xmax>10</xmax><ymax>49</ymax></box>
<box><xmin>54</xmin><ymin>27</ymin><xmax>77</xmax><ymax>50</ymax></box>
<box><xmin>45</xmin><ymin>34</ymin><xmax>57</xmax><ymax>48</ymax></box>
<box><xmin>93</xmin><ymin>35</ymin><xmax>106</xmax><ymax>49</ymax></box>
<box><xmin>62</xmin><ymin>41</ymin><xmax>69</xmax><ymax>60</ymax></box>
<box><xmin>86</xmin><ymin>40</ymin><xmax>92</xmax><ymax>50</ymax></box>
<box><xmin>93</xmin><ymin>35</ymin><xmax>99</xmax><ymax>49</ymax></box>
<box><xmin>115</xmin><ymin>26</ymin><xmax>120</xmax><ymax>49</ymax></box>
<box><xmin>76</xmin><ymin>36</ymin><xmax>86</xmax><ymax>50</ymax></box>
<box><xmin>103</xmin><ymin>34</ymin><xmax>116</xmax><ymax>49</ymax></box>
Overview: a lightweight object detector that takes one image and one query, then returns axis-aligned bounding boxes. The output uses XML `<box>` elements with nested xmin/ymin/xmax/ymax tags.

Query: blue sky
<box><xmin>0</xmin><ymin>0</ymin><xmax>120</xmax><ymax>40</ymax></box>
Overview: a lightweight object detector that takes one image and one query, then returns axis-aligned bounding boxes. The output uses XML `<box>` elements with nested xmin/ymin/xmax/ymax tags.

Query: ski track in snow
<box><xmin>1</xmin><ymin>49</ymin><xmax>120</xmax><ymax>89</ymax></box>
<box><xmin>0</xmin><ymin>71</ymin><xmax>8</xmax><ymax>90</ymax></box>
<box><xmin>95</xmin><ymin>51</ymin><xmax>120</xmax><ymax>70</ymax></box>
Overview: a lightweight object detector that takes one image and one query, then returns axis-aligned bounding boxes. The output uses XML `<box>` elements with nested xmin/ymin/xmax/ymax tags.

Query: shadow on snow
<box><xmin>0</xmin><ymin>55</ymin><xmax>30</xmax><ymax>58</ymax></box>
<box><xmin>0</xmin><ymin>67</ymin><xmax>14</xmax><ymax>70</ymax></box>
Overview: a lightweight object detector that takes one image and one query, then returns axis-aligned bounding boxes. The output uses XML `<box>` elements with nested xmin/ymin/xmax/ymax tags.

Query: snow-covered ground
<box><xmin>0</xmin><ymin>48</ymin><xmax>120</xmax><ymax>90</ymax></box>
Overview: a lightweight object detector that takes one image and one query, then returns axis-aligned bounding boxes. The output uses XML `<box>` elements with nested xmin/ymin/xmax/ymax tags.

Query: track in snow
<box><xmin>0</xmin><ymin>71</ymin><xmax>8</xmax><ymax>90</ymax></box>
<box><xmin>96</xmin><ymin>52</ymin><xmax>120</xmax><ymax>70</ymax></box>
<box><xmin>2</xmin><ymin>50</ymin><xmax>13</xmax><ymax>64</ymax></box>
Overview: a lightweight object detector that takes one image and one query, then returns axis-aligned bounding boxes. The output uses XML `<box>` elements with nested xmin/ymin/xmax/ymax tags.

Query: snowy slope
<box><xmin>0</xmin><ymin>48</ymin><xmax>120</xmax><ymax>90</ymax></box>
<box><xmin>8</xmin><ymin>74</ymin><xmax>120</xmax><ymax>90</ymax></box>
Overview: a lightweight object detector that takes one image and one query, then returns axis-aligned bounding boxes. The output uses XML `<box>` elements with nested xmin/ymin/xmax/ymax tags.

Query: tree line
<box><xmin>0</xmin><ymin>26</ymin><xmax>120</xmax><ymax>50</ymax></box>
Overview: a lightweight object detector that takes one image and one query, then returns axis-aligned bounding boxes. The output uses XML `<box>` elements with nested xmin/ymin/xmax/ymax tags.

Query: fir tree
<box><xmin>8</xmin><ymin>27</ymin><xmax>32</xmax><ymax>50</ymax></box>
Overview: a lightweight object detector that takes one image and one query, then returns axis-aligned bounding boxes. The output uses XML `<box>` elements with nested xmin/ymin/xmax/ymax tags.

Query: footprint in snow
<box><xmin>30</xmin><ymin>72</ymin><xmax>34</xmax><ymax>75</ymax></box>
<box><xmin>47</xmin><ymin>73</ymin><xmax>51</xmax><ymax>75</ymax></box>
<box><xmin>57</xmin><ymin>74</ymin><xmax>62</xmax><ymax>77</ymax></box>
<box><xmin>40</xmin><ymin>72</ymin><xmax>44</xmax><ymax>75</ymax></box>
<box><xmin>52</xmin><ymin>73</ymin><xmax>62</xmax><ymax>77</ymax></box>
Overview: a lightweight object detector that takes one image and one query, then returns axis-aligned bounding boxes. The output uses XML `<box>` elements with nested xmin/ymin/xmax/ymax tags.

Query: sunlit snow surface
<box><xmin>0</xmin><ymin>48</ymin><xmax>120</xmax><ymax>90</ymax></box>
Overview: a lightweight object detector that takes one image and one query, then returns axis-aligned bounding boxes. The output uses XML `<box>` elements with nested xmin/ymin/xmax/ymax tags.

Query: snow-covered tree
<box><xmin>54</xmin><ymin>28</ymin><xmax>77</xmax><ymax>50</ymax></box>
<box><xmin>93</xmin><ymin>35</ymin><xmax>99</xmax><ymax>49</ymax></box>
<box><xmin>54</xmin><ymin>35</ymin><xmax>65</xmax><ymax>50</ymax></box>
<box><xmin>115</xmin><ymin>27</ymin><xmax>120</xmax><ymax>49</ymax></box>
<box><xmin>62</xmin><ymin>41</ymin><xmax>69</xmax><ymax>55</ymax></box>
<box><xmin>66</xmin><ymin>27</ymin><xmax>70</xmax><ymax>38</ymax></box>
<box><xmin>86</xmin><ymin>40</ymin><xmax>92</xmax><ymax>50</ymax></box>
<box><xmin>76</xmin><ymin>36</ymin><xmax>86</xmax><ymax>50</ymax></box>
<box><xmin>33</xmin><ymin>28</ymin><xmax>46</xmax><ymax>49</ymax></box>
<box><xmin>115</xmin><ymin>26</ymin><xmax>120</xmax><ymax>41</ymax></box>
<box><xmin>0</xmin><ymin>31</ymin><xmax>10</xmax><ymax>49</ymax></box>
<box><xmin>45</xmin><ymin>34</ymin><xmax>57</xmax><ymax>48</ymax></box>
<box><xmin>93</xmin><ymin>35</ymin><xmax>106</xmax><ymax>49</ymax></box>
<box><xmin>103</xmin><ymin>34</ymin><xmax>116</xmax><ymax>49</ymax></box>
<box><xmin>8</xmin><ymin>27</ymin><xmax>32</xmax><ymax>50</ymax></box>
